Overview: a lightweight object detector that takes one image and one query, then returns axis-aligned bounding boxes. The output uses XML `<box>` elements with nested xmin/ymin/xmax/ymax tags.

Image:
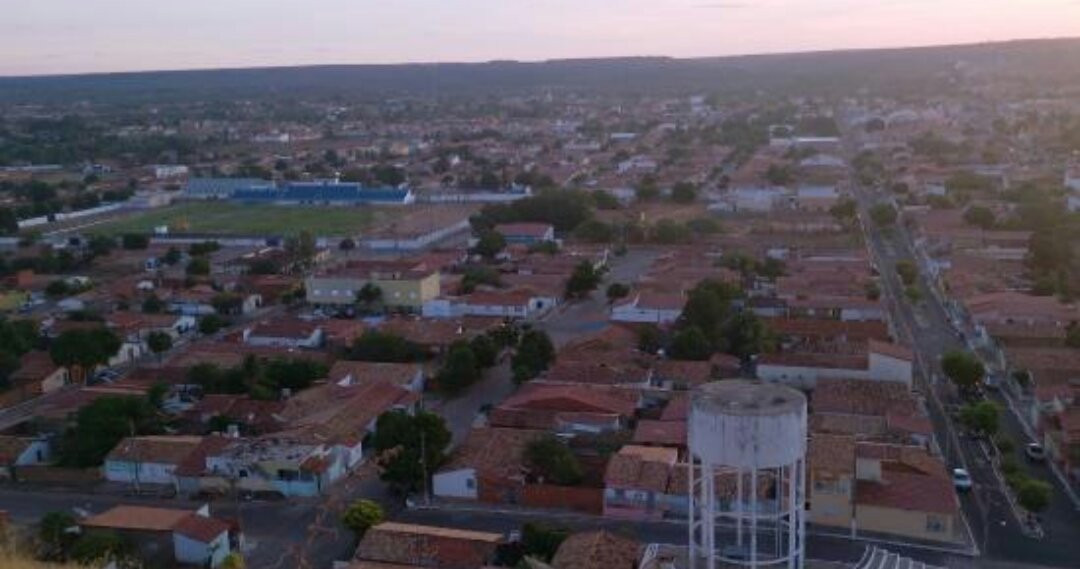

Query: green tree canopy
<box><xmin>869</xmin><ymin>203</ymin><xmax>898</xmax><ymax>227</ymax></box>
<box><xmin>59</xmin><ymin>395</ymin><xmax>161</xmax><ymax>467</ymax></box>
<box><xmin>941</xmin><ymin>350</ymin><xmax>986</xmax><ymax>392</ymax></box>
<box><xmin>524</xmin><ymin>435</ymin><xmax>583</xmax><ymax>486</ymax></box>
<box><xmin>342</xmin><ymin>499</ymin><xmax>385</xmax><ymax>539</ymax></box>
<box><xmin>437</xmin><ymin>342</ymin><xmax>481</xmax><ymax>395</ymax></box>
<box><xmin>371</xmin><ymin>410</ymin><xmax>452</xmax><ymax>493</ymax></box>
<box><xmin>512</xmin><ymin>329</ymin><xmax>555</xmax><ymax>383</ymax></box>
<box><xmin>49</xmin><ymin>328</ymin><xmax>121</xmax><ymax>382</ymax></box>
<box><xmin>564</xmin><ymin>261</ymin><xmax>602</xmax><ymax>299</ymax></box>
<box><xmin>349</xmin><ymin>330</ymin><xmax>427</xmax><ymax>363</ymax></box>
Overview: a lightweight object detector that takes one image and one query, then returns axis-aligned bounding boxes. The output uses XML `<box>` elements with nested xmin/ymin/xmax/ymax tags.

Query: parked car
<box><xmin>1025</xmin><ymin>443</ymin><xmax>1047</xmax><ymax>462</ymax></box>
<box><xmin>953</xmin><ymin>468</ymin><xmax>973</xmax><ymax>492</ymax></box>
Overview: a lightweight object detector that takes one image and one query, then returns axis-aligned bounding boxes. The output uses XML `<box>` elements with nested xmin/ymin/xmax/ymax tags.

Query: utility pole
<box><xmin>420</xmin><ymin>429</ymin><xmax>430</xmax><ymax>505</ymax></box>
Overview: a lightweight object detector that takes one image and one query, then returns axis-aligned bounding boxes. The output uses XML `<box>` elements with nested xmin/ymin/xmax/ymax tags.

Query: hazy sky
<box><xmin>3</xmin><ymin>0</ymin><xmax>1080</xmax><ymax>76</ymax></box>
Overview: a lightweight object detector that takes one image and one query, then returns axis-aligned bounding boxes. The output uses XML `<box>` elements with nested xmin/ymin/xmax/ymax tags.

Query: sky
<box><xmin>3</xmin><ymin>0</ymin><xmax>1080</xmax><ymax>76</ymax></box>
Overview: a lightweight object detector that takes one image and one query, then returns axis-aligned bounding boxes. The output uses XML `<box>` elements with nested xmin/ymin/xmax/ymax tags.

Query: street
<box><xmin>853</xmin><ymin>186</ymin><xmax>1080</xmax><ymax>568</ymax></box>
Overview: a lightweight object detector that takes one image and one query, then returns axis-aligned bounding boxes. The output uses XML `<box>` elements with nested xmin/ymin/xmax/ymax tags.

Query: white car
<box><xmin>953</xmin><ymin>468</ymin><xmax>973</xmax><ymax>492</ymax></box>
<box><xmin>1025</xmin><ymin>443</ymin><xmax>1047</xmax><ymax>462</ymax></box>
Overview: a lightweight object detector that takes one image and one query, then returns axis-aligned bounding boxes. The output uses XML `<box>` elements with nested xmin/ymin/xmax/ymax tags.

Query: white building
<box><xmin>610</xmin><ymin>292</ymin><xmax>684</xmax><ymax>324</ymax></box>
<box><xmin>756</xmin><ymin>340</ymin><xmax>913</xmax><ymax>390</ymax></box>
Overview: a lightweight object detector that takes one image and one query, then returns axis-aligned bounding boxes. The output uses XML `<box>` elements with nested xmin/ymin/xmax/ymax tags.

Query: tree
<box><xmin>524</xmin><ymin>435</ymin><xmax>583</xmax><ymax>485</ymax></box>
<box><xmin>342</xmin><ymin>499</ymin><xmax>385</xmax><ymax>539</ymax></box>
<box><xmin>1066</xmin><ymin>321</ymin><xmax>1080</xmax><ymax>349</ymax></box>
<box><xmin>469</xmin><ymin>334</ymin><xmax>499</xmax><ymax>368</ymax></box>
<box><xmin>186</xmin><ymin>257</ymin><xmax>210</xmax><ymax>276</ymax></box>
<box><xmin>285</xmin><ymin>230</ymin><xmax>317</xmax><ymax>270</ymax></box>
<box><xmin>437</xmin><ymin>342</ymin><xmax>481</xmax><ymax>395</ymax></box>
<box><xmin>50</xmin><ymin>328</ymin><xmax>121</xmax><ymax>384</ymax></box>
<box><xmin>38</xmin><ymin>511</ymin><xmax>79</xmax><ymax>561</ymax></box>
<box><xmin>221</xmin><ymin>552</ymin><xmax>247</xmax><ymax>569</ymax></box>
<box><xmin>565</xmin><ymin>261</ymin><xmax>602</xmax><ymax>299</ymax></box>
<box><xmin>669</xmin><ymin>326</ymin><xmax>713</xmax><ymax>361</ymax></box>
<box><xmin>520</xmin><ymin>523</ymin><xmax>569</xmax><ymax>562</ymax></box>
<box><xmin>146</xmin><ymin>331</ymin><xmax>173</xmax><ymax>363</ymax></box>
<box><xmin>959</xmin><ymin>401</ymin><xmax>999</xmax><ymax>437</ymax></box>
<box><xmin>355</xmin><ymin>283</ymin><xmax>383</xmax><ymax>314</ymax></box>
<box><xmin>869</xmin><ymin>203</ymin><xmax>898</xmax><ymax>227</ymax></box>
<box><xmin>591</xmin><ymin>190</ymin><xmax>620</xmax><ymax>210</ymax></box>
<box><xmin>460</xmin><ymin>265</ymin><xmax>502</xmax><ymax>293</ymax></box>
<box><xmin>199</xmin><ymin>314</ymin><xmax>228</xmax><ymax>335</ymax></box>
<box><xmin>635</xmin><ymin>178</ymin><xmax>660</xmax><ymax>201</ymax></box>
<box><xmin>765</xmin><ymin>164</ymin><xmax>792</xmax><ymax>186</ymax></box>
<box><xmin>895</xmin><ymin>259</ymin><xmax>918</xmax><ymax>286</ymax></box>
<box><xmin>188</xmin><ymin>241</ymin><xmax>221</xmax><ymax>256</ymax></box>
<box><xmin>671</xmin><ymin>181</ymin><xmax>697</xmax><ymax>203</ymax></box>
<box><xmin>211</xmin><ymin>293</ymin><xmax>243</xmax><ymax>315</ymax></box>
<box><xmin>941</xmin><ymin>350</ymin><xmax>986</xmax><ymax>392</ymax></box>
<box><xmin>70</xmin><ymin>530</ymin><xmax>132</xmax><ymax>565</ymax></box>
<box><xmin>512</xmin><ymin>329</ymin><xmax>555</xmax><ymax>383</ymax></box>
<box><xmin>59</xmin><ymin>395</ymin><xmax>161</xmax><ymax>467</ymax></box>
<box><xmin>162</xmin><ymin>246</ymin><xmax>182</xmax><ymax>266</ymax></box>
<box><xmin>606</xmin><ymin>282</ymin><xmax>630</xmax><ymax>304</ymax></box>
<box><xmin>371</xmin><ymin>410</ymin><xmax>451</xmax><ymax>493</ymax></box>
<box><xmin>637</xmin><ymin>324</ymin><xmax>663</xmax><ymax>354</ymax></box>
<box><xmin>1016</xmin><ymin>478</ymin><xmax>1052</xmax><ymax>514</ymax></box>
<box><xmin>573</xmin><ymin>220</ymin><xmax>616</xmax><ymax>243</ymax></box>
<box><xmin>829</xmin><ymin>198</ymin><xmax>857</xmax><ymax>222</ymax></box>
<box><xmin>963</xmin><ymin>205</ymin><xmax>997</xmax><ymax>229</ymax></box>
<box><xmin>349</xmin><ymin>331</ymin><xmax>427</xmax><ymax>363</ymax></box>
<box><xmin>141</xmin><ymin>294</ymin><xmax>164</xmax><ymax>314</ymax></box>
<box><xmin>471</xmin><ymin>229</ymin><xmax>506</xmax><ymax>260</ymax></box>
<box><xmin>120</xmin><ymin>233</ymin><xmax>149</xmax><ymax>250</ymax></box>
<box><xmin>87</xmin><ymin>235</ymin><xmax>116</xmax><ymax>258</ymax></box>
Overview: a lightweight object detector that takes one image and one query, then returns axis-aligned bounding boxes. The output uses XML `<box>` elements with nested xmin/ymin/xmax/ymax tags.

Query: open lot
<box><xmin>88</xmin><ymin>201</ymin><xmax>395</xmax><ymax>237</ymax></box>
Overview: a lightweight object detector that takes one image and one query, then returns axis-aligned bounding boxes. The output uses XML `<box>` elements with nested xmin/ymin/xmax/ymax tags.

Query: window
<box><xmin>466</xmin><ymin>478</ymin><xmax>476</xmax><ymax>489</ymax></box>
<box><xmin>926</xmin><ymin>515</ymin><xmax>945</xmax><ymax>533</ymax></box>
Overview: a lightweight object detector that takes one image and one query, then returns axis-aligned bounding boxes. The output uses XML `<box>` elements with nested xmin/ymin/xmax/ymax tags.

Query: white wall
<box><xmin>433</xmin><ymin>468</ymin><xmax>478</xmax><ymax>500</ymax></box>
<box><xmin>868</xmin><ymin>353</ymin><xmax>913</xmax><ymax>386</ymax></box>
<box><xmin>757</xmin><ymin>364</ymin><xmax>868</xmax><ymax>390</ymax></box>
<box><xmin>103</xmin><ymin>460</ymin><xmax>178</xmax><ymax>485</ymax></box>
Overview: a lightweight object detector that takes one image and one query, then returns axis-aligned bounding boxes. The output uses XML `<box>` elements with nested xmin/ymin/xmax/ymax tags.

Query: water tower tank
<box><xmin>688</xmin><ymin>380</ymin><xmax>807</xmax><ymax>569</ymax></box>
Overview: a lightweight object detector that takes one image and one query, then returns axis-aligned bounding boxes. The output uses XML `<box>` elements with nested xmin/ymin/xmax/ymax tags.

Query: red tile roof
<box><xmin>173</xmin><ymin>513</ymin><xmax>230</xmax><ymax>543</ymax></box>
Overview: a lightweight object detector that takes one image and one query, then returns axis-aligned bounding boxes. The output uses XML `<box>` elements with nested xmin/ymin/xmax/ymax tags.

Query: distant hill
<box><xmin>1</xmin><ymin>37</ymin><xmax>1079</xmax><ymax>104</ymax></box>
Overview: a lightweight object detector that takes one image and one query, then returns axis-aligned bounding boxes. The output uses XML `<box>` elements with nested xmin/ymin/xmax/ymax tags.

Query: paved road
<box><xmin>538</xmin><ymin>248</ymin><xmax>659</xmax><ymax>347</ymax></box>
<box><xmin>397</xmin><ymin>506</ymin><xmax>979</xmax><ymax>568</ymax></box>
<box><xmin>0</xmin><ymin>464</ymin><xmax>393</xmax><ymax>569</ymax></box>
<box><xmin>853</xmin><ymin>187</ymin><xmax>1080</xmax><ymax>568</ymax></box>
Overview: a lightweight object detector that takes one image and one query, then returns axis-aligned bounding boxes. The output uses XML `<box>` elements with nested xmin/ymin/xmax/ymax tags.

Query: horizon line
<box><xmin>2</xmin><ymin>34</ymin><xmax>1078</xmax><ymax>81</ymax></box>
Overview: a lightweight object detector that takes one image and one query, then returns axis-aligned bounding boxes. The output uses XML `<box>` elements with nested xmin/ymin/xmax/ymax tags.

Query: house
<box><xmin>795</xmin><ymin>185</ymin><xmax>840</xmax><ymax>211</ymax></box>
<box><xmin>493</xmin><ymin>222</ymin><xmax>556</xmax><ymax>244</ymax></box>
<box><xmin>488</xmin><ymin>383</ymin><xmax>640</xmax><ymax>433</ymax></box>
<box><xmin>549</xmin><ymin>530</ymin><xmax>641</xmax><ymax>569</ymax></box>
<box><xmin>603</xmin><ymin>445</ymin><xmax>679</xmax><ymax>520</ymax></box>
<box><xmin>811</xmin><ymin>378</ymin><xmax>931</xmax><ymax>446</ymax></box>
<box><xmin>610</xmin><ymin>292</ymin><xmax>683</xmax><ymax>324</ymax></box>
<box><xmin>327</xmin><ymin>360</ymin><xmax>426</xmax><ymax>392</ymax></box>
<box><xmin>353</xmin><ymin>522</ymin><xmax>504</xmax><ymax>569</ymax></box>
<box><xmin>424</xmin><ymin>288</ymin><xmax>553</xmax><ymax>320</ymax></box>
<box><xmin>853</xmin><ymin>443</ymin><xmax>961</xmax><ymax>543</ymax></box>
<box><xmin>6</xmin><ymin>351</ymin><xmax>69</xmax><ymax>400</ymax></box>
<box><xmin>80</xmin><ymin>504</ymin><xmax>233</xmax><ymax>568</ymax></box>
<box><xmin>103</xmin><ymin>436</ymin><xmax>204</xmax><ymax>488</ymax></box>
<box><xmin>172</xmin><ymin>512</ymin><xmax>233</xmax><ymax>568</ymax></box>
<box><xmin>807</xmin><ymin>436</ymin><xmax>961</xmax><ymax>543</ymax></box>
<box><xmin>242</xmin><ymin>318</ymin><xmax>324</xmax><ymax>349</ymax></box>
<box><xmin>306</xmin><ymin>260</ymin><xmax>440</xmax><ymax>312</ymax></box>
<box><xmin>756</xmin><ymin>340</ymin><xmax>914</xmax><ymax>389</ymax></box>
<box><xmin>0</xmin><ymin>435</ymin><xmax>52</xmax><ymax>480</ymax></box>
<box><xmin>433</xmin><ymin>427</ymin><xmax>545</xmax><ymax>502</ymax></box>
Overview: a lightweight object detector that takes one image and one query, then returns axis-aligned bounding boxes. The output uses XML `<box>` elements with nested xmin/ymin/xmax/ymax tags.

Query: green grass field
<box><xmin>91</xmin><ymin>202</ymin><xmax>391</xmax><ymax>237</ymax></box>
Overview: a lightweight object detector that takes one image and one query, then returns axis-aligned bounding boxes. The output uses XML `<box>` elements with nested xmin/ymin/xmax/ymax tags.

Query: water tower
<box><xmin>688</xmin><ymin>380</ymin><xmax>807</xmax><ymax>569</ymax></box>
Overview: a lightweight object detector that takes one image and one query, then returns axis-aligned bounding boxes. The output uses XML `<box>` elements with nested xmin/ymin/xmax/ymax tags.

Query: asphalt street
<box><xmin>854</xmin><ymin>187</ymin><xmax>1080</xmax><ymax>568</ymax></box>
